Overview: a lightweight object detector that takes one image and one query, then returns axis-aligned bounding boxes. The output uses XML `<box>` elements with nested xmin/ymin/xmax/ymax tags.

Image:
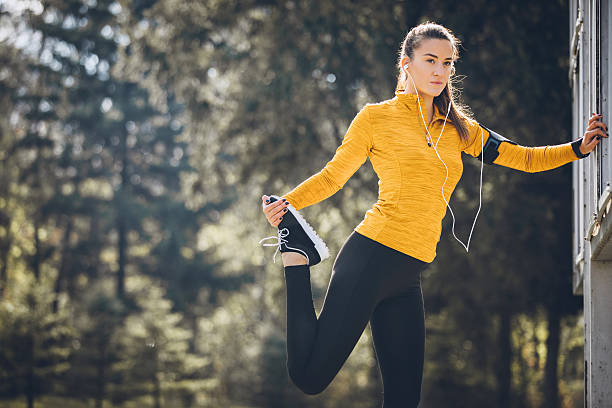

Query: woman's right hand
<box><xmin>261</xmin><ymin>195</ymin><xmax>290</xmax><ymax>228</ymax></box>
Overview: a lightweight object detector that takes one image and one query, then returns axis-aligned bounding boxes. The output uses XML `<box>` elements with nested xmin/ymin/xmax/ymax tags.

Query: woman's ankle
<box><xmin>282</xmin><ymin>252</ymin><xmax>308</xmax><ymax>266</ymax></box>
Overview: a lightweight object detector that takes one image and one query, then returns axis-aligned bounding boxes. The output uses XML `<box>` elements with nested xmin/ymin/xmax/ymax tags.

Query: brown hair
<box><xmin>396</xmin><ymin>21</ymin><xmax>473</xmax><ymax>144</ymax></box>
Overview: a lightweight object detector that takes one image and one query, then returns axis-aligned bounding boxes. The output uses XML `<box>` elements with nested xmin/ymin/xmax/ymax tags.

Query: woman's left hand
<box><xmin>581</xmin><ymin>113</ymin><xmax>609</xmax><ymax>154</ymax></box>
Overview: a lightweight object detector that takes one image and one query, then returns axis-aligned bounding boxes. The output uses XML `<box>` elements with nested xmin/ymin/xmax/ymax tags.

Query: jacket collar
<box><xmin>394</xmin><ymin>90</ymin><xmax>452</xmax><ymax>123</ymax></box>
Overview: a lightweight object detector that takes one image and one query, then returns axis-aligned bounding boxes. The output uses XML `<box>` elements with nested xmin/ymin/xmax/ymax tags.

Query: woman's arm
<box><xmin>281</xmin><ymin>105</ymin><xmax>374</xmax><ymax>210</ymax></box>
<box><xmin>462</xmin><ymin>115</ymin><xmax>607</xmax><ymax>173</ymax></box>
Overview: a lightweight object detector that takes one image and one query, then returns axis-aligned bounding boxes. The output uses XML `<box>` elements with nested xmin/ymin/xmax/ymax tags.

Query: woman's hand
<box><xmin>261</xmin><ymin>194</ymin><xmax>289</xmax><ymax>228</ymax></box>
<box><xmin>581</xmin><ymin>113</ymin><xmax>609</xmax><ymax>155</ymax></box>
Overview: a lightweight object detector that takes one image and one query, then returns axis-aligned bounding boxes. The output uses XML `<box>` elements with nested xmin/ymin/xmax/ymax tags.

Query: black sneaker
<box><xmin>259</xmin><ymin>195</ymin><xmax>330</xmax><ymax>266</ymax></box>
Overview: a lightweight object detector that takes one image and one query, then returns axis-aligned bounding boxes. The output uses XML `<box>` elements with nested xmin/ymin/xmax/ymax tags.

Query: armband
<box><xmin>476</xmin><ymin>124</ymin><xmax>518</xmax><ymax>165</ymax></box>
<box><xmin>570</xmin><ymin>137</ymin><xmax>590</xmax><ymax>158</ymax></box>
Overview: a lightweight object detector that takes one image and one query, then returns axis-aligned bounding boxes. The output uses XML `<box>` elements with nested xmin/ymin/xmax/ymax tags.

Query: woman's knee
<box><xmin>287</xmin><ymin>366</ymin><xmax>331</xmax><ymax>395</ymax></box>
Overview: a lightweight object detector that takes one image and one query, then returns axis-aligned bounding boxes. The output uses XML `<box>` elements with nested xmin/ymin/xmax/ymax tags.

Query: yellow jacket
<box><xmin>282</xmin><ymin>90</ymin><xmax>582</xmax><ymax>263</ymax></box>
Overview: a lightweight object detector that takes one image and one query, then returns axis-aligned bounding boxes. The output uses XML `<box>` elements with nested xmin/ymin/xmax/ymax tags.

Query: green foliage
<box><xmin>110</xmin><ymin>275</ymin><xmax>209</xmax><ymax>406</ymax></box>
<box><xmin>61</xmin><ymin>277</ymin><xmax>127</xmax><ymax>405</ymax></box>
<box><xmin>0</xmin><ymin>275</ymin><xmax>75</xmax><ymax>403</ymax></box>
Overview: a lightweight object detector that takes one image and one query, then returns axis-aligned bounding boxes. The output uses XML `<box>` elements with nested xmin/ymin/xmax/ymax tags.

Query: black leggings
<box><xmin>284</xmin><ymin>230</ymin><xmax>429</xmax><ymax>407</ymax></box>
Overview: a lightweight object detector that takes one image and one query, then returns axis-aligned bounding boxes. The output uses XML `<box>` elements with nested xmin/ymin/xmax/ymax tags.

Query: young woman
<box><xmin>259</xmin><ymin>22</ymin><xmax>607</xmax><ymax>407</ymax></box>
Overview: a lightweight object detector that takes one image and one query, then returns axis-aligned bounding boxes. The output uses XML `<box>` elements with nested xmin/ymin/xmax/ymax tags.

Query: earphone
<box><xmin>403</xmin><ymin>63</ymin><xmax>484</xmax><ymax>253</ymax></box>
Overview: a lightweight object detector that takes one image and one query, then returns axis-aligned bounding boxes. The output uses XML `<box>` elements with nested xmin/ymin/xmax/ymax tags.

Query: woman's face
<box><xmin>401</xmin><ymin>38</ymin><xmax>455</xmax><ymax>97</ymax></box>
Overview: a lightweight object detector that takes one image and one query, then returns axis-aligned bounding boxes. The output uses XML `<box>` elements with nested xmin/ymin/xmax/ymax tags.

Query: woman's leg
<box><xmin>370</xmin><ymin>286</ymin><xmax>426</xmax><ymax>408</ymax></box>
<box><xmin>283</xmin><ymin>231</ymin><xmax>381</xmax><ymax>395</ymax></box>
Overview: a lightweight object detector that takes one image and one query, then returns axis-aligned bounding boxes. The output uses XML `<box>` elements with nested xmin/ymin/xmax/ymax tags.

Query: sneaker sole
<box><xmin>271</xmin><ymin>195</ymin><xmax>330</xmax><ymax>263</ymax></box>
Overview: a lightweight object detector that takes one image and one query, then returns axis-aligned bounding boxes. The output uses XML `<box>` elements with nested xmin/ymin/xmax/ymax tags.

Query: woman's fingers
<box><xmin>589</xmin><ymin>112</ymin><xmax>603</xmax><ymax>123</ymax></box>
<box><xmin>269</xmin><ymin>205</ymin><xmax>288</xmax><ymax>227</ymax></box>
<box><xmin>261</xmin><ymin>195</ymin><xmax>290</xmax><ymax>227</ymax></box>
<box><xmin>584</xmin><ymin>113</ymin><xmax>608</xmax><ymax>153</ymax></box>
<box><xmin>585</xmin><ymin>128</ymin><xmax>608</xmax><ymax>141</ymax></box>
<box><xmin>588</xmin><ymin>114</ymin><xmax>604</xmax><ymax>130</ymax></box>
<box><xmin>263</xmin><ymin>198</ymin><xmax>289</xmax><ymax>216</ymax></box>
<box><xmin>588</xmin><ymin>113</ymin><xmax>607</xmax><ymax>128</ymax></box>
<box><xmin>587</xmin><ymin>120</ymin><xmax>608</xmax><ymax>133</ymax></box>
<box><xmin>583</xmin><ymin>130</ymin><xmax>606</xmax><ymax>154</ymax></box>
<box><xmin>262</xmin><ymin>196</ymin><xmax>282</xmax><ymax>212</ymax></box>
<box><xmin>271</xmin><ymin>208</ymin><xmax>286</xmax><ymax>226</ymax></box>
<box><xmin>587</xmin><ymin>120</ymin><xmax>607</xmax><ymax>132</ymax></box>
<box><xmin>263</xmin><ymin>203</ymin><xmax>283</xmax><ymax>219</ymax></box>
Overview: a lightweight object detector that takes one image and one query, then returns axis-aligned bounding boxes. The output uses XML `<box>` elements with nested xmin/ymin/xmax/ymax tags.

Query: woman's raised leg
<box><xmin>283</xmin><ymin>231</ymin><xmax>381</xmax><ymax>395</ymax></box>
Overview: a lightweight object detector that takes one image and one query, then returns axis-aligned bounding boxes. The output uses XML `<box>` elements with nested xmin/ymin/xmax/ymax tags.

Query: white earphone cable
<box><xmin>405</xmin><ymin>69</ymin><xmax>484</xmax><ymax>252</ymax></box>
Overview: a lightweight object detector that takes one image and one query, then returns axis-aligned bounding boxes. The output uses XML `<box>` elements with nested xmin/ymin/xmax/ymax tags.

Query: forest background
<box><xmin>0</xmin><ymin>0</ymin><xmax>585</xmax><ymax>407</ymax></box>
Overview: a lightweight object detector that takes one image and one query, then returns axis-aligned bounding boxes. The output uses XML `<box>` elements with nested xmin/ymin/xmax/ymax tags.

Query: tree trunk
<box><xmin>0</xmin><ymin>178</ymin><xmax>10</xmax><ymax>297</ymax></box>
<box><xmin>26</xmin><ymin>333</ymin><xmax>34</xmax><ymax>408</ymax></box>
<box><xmin>517</xmin><ymin>323</ymin><xmax>529</xmax><ymax>408</ymax></box>
<box><xmin>33</xmin><ymin>216</ymin><xmax>41</xmax><ymax>281</ymax></box>
<box><xmin>0</xmin><ymin>230</ymin><xmax>9</xmax><ymax>298</ymax></box>
<box><xmin>117</xmin><ymin>212</ymin><xmax>126</xmax><ymax>298</ymax></box>
<box><xmin>496</xmin><ymin>311</ymin><xmax>512</xmax><ymax>408</ymax></box>
<box><xmin>95</xmin><ymin>341</ymin><xmax>106</xmax><ymax>408</ymax></box>
<box><xmin>116</xmin><ymin>127</ymin><xmax>128</xmax><ymax>299</ymax></box>
<box><xmin>83</xmin><ymin>215</ymin><xmax>101</xmax><ymax>289</ymax></box>
<box><xmin>543</xmin><ymin>306</ymin><xmax>560</xmax><ymax>408</ymax></box>
<box><xmin>188</xmin><ymin>311</ymin><xmax>198</xmax><ymax>354</ymax></box>
<box><xmin>153</xmin><ymin>352</ymin><xmax>161</xmax><ymax>408</ymax></box>
<box><xmin>53</xmin><ymin>217</ymin><xmax>72</xmax><ymax>313</ymax></box>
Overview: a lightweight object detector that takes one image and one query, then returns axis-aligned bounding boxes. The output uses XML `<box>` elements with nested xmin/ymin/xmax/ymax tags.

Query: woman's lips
<box><xmin>431</xmin><ymin>81</ymin><xmax>443</xmax><ymax>85</ymax></box>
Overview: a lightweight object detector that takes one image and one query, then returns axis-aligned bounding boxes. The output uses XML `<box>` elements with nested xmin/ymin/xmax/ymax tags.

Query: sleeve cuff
<box><xmin>571</xmin><ymin>137</ymin><xmax>590</xmax><ymax>158</ymax></box>
<box><xmin>281</xmin><ymin>192</ymin><xmax>301</xmax><ymax>210</ymax></box>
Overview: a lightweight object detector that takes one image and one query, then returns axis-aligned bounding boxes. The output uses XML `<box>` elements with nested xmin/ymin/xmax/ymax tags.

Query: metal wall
<box><xmin>570</xmin><ymin>0</ymin><xmax>612</xmax><ymax>406</ymax></box>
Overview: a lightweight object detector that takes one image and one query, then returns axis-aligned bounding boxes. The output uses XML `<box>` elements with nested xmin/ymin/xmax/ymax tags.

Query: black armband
<box><xmin>571</xmin><ymin>137</ymin><xmax>590</xmax><ymax>158</ymax></box>
<box><xmin>476</xmin><ymin>124</ymin><xmax>518</xmax><ymax>165</ymax></box>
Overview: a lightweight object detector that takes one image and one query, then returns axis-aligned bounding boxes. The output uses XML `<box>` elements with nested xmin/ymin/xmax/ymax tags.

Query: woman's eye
<box><xmin>444</xmin><ymin>62</ymin><xmax>452</xmax><ymax>66</ymax></box>
<box><xmin>427</xmin><ymin>59</ymin><xmax>435</xmax><ymax>63</ymax></box>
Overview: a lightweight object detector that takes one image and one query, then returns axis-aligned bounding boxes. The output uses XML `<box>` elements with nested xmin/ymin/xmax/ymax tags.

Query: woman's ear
<box><xmin>401</xmin><ymin>57</ymin><xmax>411</xmax><ymax>71</ymax></box>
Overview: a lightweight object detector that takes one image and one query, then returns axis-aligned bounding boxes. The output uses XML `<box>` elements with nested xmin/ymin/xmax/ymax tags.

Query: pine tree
<box><xmin>0</xmin><ymin>275</ymin><xmax>75</xmax><ymax>408</ymax></box>
<box><xmin>110</xmin><ymin>275</ymin><xmax>208</xmax><ymax>407</ymax></box>
<box><xmin>63</xmin><ymin>277</ymin><xmax>127</xmax><ymax>408</ymax></box>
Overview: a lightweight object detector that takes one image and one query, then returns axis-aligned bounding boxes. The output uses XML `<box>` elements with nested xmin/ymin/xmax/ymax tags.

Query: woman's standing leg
<box><xmin>283</xmin><ymin>231</ymin><xmax>382</xmax><ymax>395</ymax></box>
<box><xmin>370</xmin><ymin>285</ymin><xmax>426</xmax><ymax>408</ymax></box>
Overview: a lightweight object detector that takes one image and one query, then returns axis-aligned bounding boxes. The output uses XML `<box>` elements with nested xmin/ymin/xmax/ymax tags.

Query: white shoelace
<box><xmin>258</xmin><ymin>228</ymin><xmax>309</xmax><ymax>264</ymax></box>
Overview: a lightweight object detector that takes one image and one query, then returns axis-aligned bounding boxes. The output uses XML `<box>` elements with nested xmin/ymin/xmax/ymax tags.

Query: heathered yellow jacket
<box><xmin>282</xmin><ymin>90</ymin><xmax>584</xmax><ymax>263</ymax></box>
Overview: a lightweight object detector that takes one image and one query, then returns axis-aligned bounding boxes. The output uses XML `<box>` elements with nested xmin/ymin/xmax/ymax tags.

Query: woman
<box><xmin>259</xmin><ymin>22</ymin><xmax>607</xmax><ymax>407</ymax></box>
